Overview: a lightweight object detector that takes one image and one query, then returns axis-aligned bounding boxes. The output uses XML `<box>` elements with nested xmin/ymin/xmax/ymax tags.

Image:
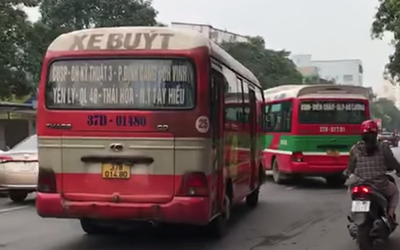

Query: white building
<box><xmin>291</xmin><ymin>54</ymin><xmax>363</xmax><ymax>86</ymax></box>
<box><xmin>171</xmin><ymin>22</ymin><xmax>249</xmax><ymax>44</ymax></box>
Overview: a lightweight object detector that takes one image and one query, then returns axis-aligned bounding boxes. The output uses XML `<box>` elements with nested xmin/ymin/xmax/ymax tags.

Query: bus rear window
<box><xmin>299</xmin><ymin>100</ymin><xmax>367</xmax><ymax>124</ymax></box>
<box><xmin>46</xmin><ymin>59</ymin><xmax>195</xmax><ymax>109</ymax></box>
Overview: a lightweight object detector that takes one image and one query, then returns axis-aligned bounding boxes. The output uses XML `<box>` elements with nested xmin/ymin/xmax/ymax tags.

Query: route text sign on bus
<box><xmin>300</xmin><ymin>102</ymin><xmax>366</xmax><ymax>111</ymax></box>
<box><xmin>47</xmin><ymin>59</ymin><xmax>194</xmax><ymax>109</ymax></box>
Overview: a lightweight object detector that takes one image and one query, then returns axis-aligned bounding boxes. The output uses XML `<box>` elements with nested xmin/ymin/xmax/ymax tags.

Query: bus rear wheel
<box><xmin>207</xmin><ymin>194</ymin><xmax>230</xmax><ymax>238</ymax></box>
<box><xmin>246</xmin><ymin>166</ymin><xmax>263</xmax><ymax>208</ymax></box>
<box><xmin>272</xmin><ymin>159</ymin><xmax>286</xmax><ymax>184</ymax></box>
<box><xmin>9</xmin><ymin>191</ymin><xmax>28</xmax><ymax>203</ymax></box>
<box><xmin>246</xmin><ymin>188</ymin><xmax>259</xmax><ymax>208</ymax></box>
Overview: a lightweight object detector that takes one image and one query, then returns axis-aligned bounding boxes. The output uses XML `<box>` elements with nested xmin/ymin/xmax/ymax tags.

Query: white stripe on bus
<box><xmin>262</xmin><ymin>149</ymin><xmax>350</xmax><ymax>156</ymax></box>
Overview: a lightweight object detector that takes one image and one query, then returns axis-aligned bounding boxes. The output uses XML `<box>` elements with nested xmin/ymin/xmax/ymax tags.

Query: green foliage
<box><xmin>1</xmin><ymin>0</ymin><xmax>159</xmax><ymax>99</ymax></box>
<box><xmin>372</xmin><ymin>0</ymin><xmax>400</xmax><ymax>79</ymax></box>
<box><xmin>0</xmin><ymin>0</ymin><xmax>38</xmax><ymax>99</ymax></box>
<box><xmin>221</xmin><ymin>36</ymin><xmax>303</xmax><ymax>89</ymax></box>
<box><xmin>370</xmin><ymin>0</ymin><xmax>400</xmax><ymax>128</ymax></box>
<box><xmin>23</xmin><ymin>21</ymin><xmax>57</xmax><ymax>85</ymax></box>
<box><xmin>39</xmin><ymin>0</ymin><xmax>158</xmax><ymax>30</ymax></box>
<box><xmin>371</xmin><ymin>98</ymin><xmax>400</xmax><ymax>131</ymax></box>
<box><xmin>19</xmin><ymin>0</ymin><xmax>159</xmax><ymax>88</ymax></box>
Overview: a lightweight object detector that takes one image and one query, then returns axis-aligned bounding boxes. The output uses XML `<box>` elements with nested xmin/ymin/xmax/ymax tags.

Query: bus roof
<box><xmin>263</xmin><ymin>84</ymin><xmax>370</xmax><ymax>102</ymax></box>
<box><xmin>47</xmin><ymin>26</ymin><xmax>260</xmax><ymax>87</ymax></box>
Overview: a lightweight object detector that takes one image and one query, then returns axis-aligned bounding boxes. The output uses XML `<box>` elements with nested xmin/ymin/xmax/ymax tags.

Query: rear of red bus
<box><xmin>36</xmin><ymin>40</ymin><xmax>214</xmax><ymax>225</ymax></box>
<box><xmin>288</xmin><ymin>97</ymin><xmax>370</xmax><ymax>179</ymax></box>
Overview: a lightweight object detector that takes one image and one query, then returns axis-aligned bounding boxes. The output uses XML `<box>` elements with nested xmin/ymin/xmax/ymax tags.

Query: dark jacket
<box><xmin>347</xmin><ymin>141</ymin><xmax>400</xmax><ymax>190</ymax></box>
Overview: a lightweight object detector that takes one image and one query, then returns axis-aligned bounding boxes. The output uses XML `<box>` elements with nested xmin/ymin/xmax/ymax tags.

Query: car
<box><xmin>0</xmin><ymin>134</ymin><xmax>38</xmax><ymax>202</ymax></box>
<box><xmin>378</xmin><ymin>132</ymin><xmax>399</xmax><ymax>147</ymax></box>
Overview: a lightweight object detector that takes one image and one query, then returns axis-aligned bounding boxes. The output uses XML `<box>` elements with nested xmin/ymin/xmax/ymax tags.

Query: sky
<box><xmin>24</xmin><ymin>0</ymin><xmax>393</xmax><ymax>92</ymax></box>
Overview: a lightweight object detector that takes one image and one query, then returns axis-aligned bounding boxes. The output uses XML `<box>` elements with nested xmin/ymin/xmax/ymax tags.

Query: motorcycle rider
<box><xmin>347</xmin><ymin>119</ymin><xmax>400</xmax><ymax>222</ymax></box>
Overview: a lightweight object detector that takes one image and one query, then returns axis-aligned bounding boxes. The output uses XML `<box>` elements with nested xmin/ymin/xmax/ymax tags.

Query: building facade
<box><xmin>171</xmin><ymin>22</ymin><xmax>249</xmax><ymax>44</ymax></box>
<box><xmin>291</xmin><ymin>54</ymin><xmax>363</xmax><ymax>86</ymax></box>
<box><xmin>296</xmin><ymin>66</ymin><xmax>319</xmax><ymax>83</ymax></box>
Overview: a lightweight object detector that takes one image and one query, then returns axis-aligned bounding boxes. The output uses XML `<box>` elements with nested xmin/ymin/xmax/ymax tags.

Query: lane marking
<box><xmin>0</xmin><ymin>205</ymin><xmax>30</xmax><ymax>214</ymax></box>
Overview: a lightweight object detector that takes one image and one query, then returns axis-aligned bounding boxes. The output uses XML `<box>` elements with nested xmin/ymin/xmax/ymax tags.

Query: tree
<box><xmin>221</xmin><ymin>36</ymin><xmax>303</xmax><ymax>89</ymax></box>
<box><xmin>372</xmin><ymin>0</ymin><xmax>400</xmax><ymax>80</ymax></box>
<box><xmin>23</xmin><ymin>21</ymin><xmax>57</xmax><ymax>85</ymax></box>
<box><xmin>371</xmin><ymin>98</ymin><xmax>400</xmax><ymax>131</ymax></box>
<box><xmin>23</xmin><ymin>0</ymin><xmax>159</xmax><ymax>86</ymax></box>
<box><xmin>0</xmin><ymin>0</ymin><xmax>38</xmax><ymax>99</ymax></box>
<box><xmin>39</xmin><ymin>0</ymin><xmax>158</xmax><ymax>30</ymax></box>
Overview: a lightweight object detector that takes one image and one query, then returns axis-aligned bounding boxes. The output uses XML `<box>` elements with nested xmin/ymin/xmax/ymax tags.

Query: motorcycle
<box><xmin>347</xmin><ymin>173</ymin><xmax>398</xmax><ymax>250</ymax></box>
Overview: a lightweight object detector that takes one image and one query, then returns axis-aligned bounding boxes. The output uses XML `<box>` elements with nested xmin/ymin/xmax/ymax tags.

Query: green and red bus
<box><xmin>262</xmin><ymin>84</ymin><xmax>371</xmax><ymax>186</ymax></box>
<box><xmin>35</xmin><ymin>26</ymin><xmax>265</xmax><ymax>237</ymax></box>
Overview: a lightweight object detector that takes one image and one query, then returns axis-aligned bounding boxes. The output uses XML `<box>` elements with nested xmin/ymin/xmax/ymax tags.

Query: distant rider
<box><xmin>347</xmin><ymin>120</ymin><xmax>400</xmax><ymax>222</ymax></box>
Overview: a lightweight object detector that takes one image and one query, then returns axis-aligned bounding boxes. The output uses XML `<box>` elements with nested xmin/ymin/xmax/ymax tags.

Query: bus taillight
<box><xmin>291</xmin><ymin>152</ymin><xmax>304</xmax><ymax>162</ymax></box>
<box><xmin>37</xmin><ymin>167</ymin><xmax>57</xmax><ymax>193</ymax></box>
<box><xmin>178</xmin><ymin>172</ymin><xmax>209</xmax><ymax>197</ymax></box>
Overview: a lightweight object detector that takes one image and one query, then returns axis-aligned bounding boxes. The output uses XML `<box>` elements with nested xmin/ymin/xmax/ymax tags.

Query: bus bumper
<box><xmin>285</xmin><ymin>161</ymin><xmax>346</xmax><ymax>175</ymax></box>
<box><xmin>36</xmin><ymin>193</ymin><xmax>211</xmax><ymax>225</ymax></box>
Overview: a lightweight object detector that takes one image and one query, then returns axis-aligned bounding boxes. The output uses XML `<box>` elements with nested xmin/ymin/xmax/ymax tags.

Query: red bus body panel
<box><xmin>36</xmin><ymin>48</ymin><xmax>214</xmax><ymax>224</ymax></box>
<box><xmin>36</xmin><ymin>44</ymin><xmax>262</xmax><ymax>225</ymax></box>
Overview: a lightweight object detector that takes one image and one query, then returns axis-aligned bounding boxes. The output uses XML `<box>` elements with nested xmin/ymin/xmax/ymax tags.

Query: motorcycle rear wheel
<box><xmin>357</xmin><ymin>223</ymin><xmax>373</xmax><ymax>250</ymax></box>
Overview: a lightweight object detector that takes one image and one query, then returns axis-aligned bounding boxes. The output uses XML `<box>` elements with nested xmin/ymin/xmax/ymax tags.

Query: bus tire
<box><xmin>207</xmin><ymin>194</ymin><xmax>230</xmax><ymax>238</ymax></box>
<box><xmin>259</xmin><ymin>164</ymin><xmax>267</xmax><ymax>184</ymax></box>
<box><xmin>325</xmin><ymin>175</ymin><xmax>346</xmax><ymax>187</ymax></box>
<box><xmin>80</xmin><ymin>219</ymin><xmax>114</xmax><ymax>235</ymax></box>
<box><xmin>9</xmin><ymin>191</ymin><xmax>28</xmax><ymax>203</ymax></box>
<box><xmin>272</xmin><ymin>158</ymin><xmax>285</xmax><ymax>184</ymax></box>
<box><xmin>246</xmin><ymin>188</ymin><xmax>259</xmax><ymax>208</ymax></box>
<box><xmin>246</xmin><ymin>166</ymin><xmax>263</xmax><ymax>208</ymax></box>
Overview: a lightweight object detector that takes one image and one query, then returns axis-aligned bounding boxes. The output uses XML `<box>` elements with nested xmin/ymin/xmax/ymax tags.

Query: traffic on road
<box><xmin>0</xmin><ymin>149</ymin><xmax>399</xmax><ymax>250</ymax></box>
<box><xmin>0</xmin><ymin>26</ymin><xmax>397</xmax><ymax>250</ymax></box>
<box><xmin>1</xmin><ymin>18</ymin><xmax>400</xmax><ymax>250</ymax></box>
<box><xmin>3</xmin><ymin>0</ymin><xmax>400</xmax><ymax>248</ymax></box>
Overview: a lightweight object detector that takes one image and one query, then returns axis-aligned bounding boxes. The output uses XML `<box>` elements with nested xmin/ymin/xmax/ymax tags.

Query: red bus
<box><xmin>36</xmin><ymin>26</ymin><xmax>265</xmax><ymax>237</ymax></box>
<box><xmin>262</xmin><ymin>84</ymin><xmax>371</xmax><ymax>186</ymax></box>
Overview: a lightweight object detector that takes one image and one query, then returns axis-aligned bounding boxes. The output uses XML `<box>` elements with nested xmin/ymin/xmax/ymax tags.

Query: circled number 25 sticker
<box><xmin>195</xmin><ymin>116</ymin><xmax>209</xmax><ymax>133</ymax></box>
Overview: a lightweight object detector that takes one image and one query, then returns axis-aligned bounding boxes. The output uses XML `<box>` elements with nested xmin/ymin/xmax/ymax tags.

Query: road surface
<box><xmin>1</xmin><ymin>149</ymin><xmax>400</xmax><ymax>250</ymax></box>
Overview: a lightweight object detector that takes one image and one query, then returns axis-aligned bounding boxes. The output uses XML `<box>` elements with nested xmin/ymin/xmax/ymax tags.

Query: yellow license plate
<box><xmin>101</xmin><ymin>163</ymin><xmax>131</xmax><ymax>179</ymax></box>
<box><xmin>326</xmin><ymin>150</ymin><xmax>340</xmax><ymax>157</ymax></box>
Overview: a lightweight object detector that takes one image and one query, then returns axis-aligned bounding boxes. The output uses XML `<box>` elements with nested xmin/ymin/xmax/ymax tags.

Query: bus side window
<box><xmin>241</xmin><ymin>80</ymin><xmax>250</xmax><ymax>124</ymax></box>
<box><xmin>281</xmin><ymin>102</ymin><xmax>292</xmax><ymax>132</ymax></box>
<box><xmin>225</xmin><ymin>107</ymin><xmax>237</xmax><ymax>121</ymax></box>
<box><xmin>255</xmin><ymin>88</ymin><xmax>264</xmax><ymax>130</ymax></box>
<box><xmin>210</xmin><ymin>68</ymin><xmax>224</xmax><ymax>140</ymax></box>
<box><xmin>264</xmin><ymin>105</ymin><xmax>271</xmax><ymax>130</ymax></box>
<box><xmin>222</xmin><ymin>67</ymin><xmax>242</xmax><ymax>127</ymax></box>
<box><xmin>270</xmin><ymin>104</ymin><xmax>282</xmax><ymax>131</ymax></box>
<box><xmin>266</xmin><ymin>101</ymin><xmax>292</xmax><ymax>132</ymax></box>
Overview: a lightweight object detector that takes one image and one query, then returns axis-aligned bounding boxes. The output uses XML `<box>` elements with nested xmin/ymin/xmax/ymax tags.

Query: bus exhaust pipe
<box><xmin>148</xmin><ymin>220</ymin><xmax>158</xmax><ymax>227</ymax></box>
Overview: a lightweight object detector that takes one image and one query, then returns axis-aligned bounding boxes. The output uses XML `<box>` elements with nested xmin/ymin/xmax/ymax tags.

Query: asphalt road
<box><xmin>1</xmin><ymin>149</ymin><xmax>400</xmax><ymax>250</ymax></box>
